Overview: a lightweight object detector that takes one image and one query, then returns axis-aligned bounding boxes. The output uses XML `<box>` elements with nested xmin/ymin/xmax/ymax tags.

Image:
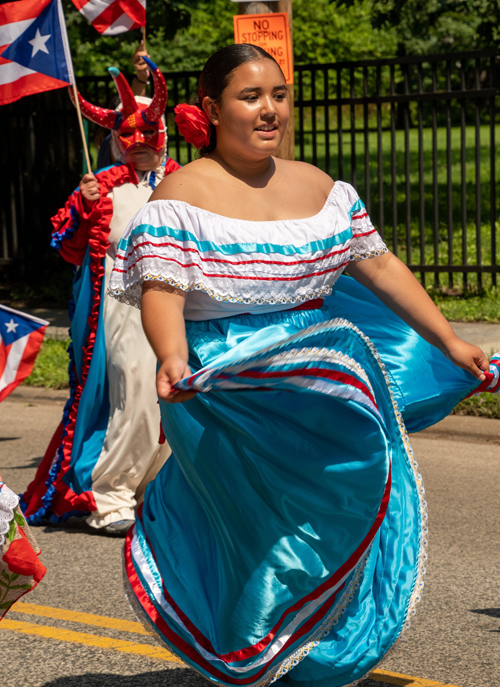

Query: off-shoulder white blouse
<box><xmin>108</xmin><ymin>181</ymin><xmax>387</xmax><ymax>321</ymax></box>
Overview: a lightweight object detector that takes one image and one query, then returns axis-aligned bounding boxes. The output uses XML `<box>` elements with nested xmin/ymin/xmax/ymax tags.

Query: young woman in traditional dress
<box><xmin>108</xmin><ymin>45</ymin><xmax>499</xmax><ymax>685</ymax></box>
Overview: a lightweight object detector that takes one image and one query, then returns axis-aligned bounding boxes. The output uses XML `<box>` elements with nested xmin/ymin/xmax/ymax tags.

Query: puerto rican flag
<box><xmin>0</xmin><ymin>0</ymin><xmax>74</xmax><ymax>106</ymax></box>
<box><xmin>71</xmin><ymin>0</ymin><xmax>146</xmax><ymax>35</ymax></box>
<box><xmin>0</xmin><ymin>306</ymin><xmax>49</xmax><ymax>402</ymax></box>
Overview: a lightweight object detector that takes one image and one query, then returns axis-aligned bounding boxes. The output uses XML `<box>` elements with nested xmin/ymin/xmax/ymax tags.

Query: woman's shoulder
<box><xmin>148</xmin><ymin>158</ymin><xmax>213</xmax><ymax>206</ymax></box>
<box><xmin>276</xmin><ymin>159</ymin><xmax>334</xmax><ymax>196</ymax></box>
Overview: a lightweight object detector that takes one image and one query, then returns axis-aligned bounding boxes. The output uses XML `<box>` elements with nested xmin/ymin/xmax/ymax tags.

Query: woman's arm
<box><xmin>347</xmin><ymin>252</ymin><xmax>489</xmax><ymax>381</ymax></box>
<box><xmin>141</xmin><ymin>282</ymin><xmax>196</xmax><ymax>403</ymax></box>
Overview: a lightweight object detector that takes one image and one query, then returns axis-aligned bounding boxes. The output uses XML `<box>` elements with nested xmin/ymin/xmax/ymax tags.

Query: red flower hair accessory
<box><xmin>174</xmin><ymin>104</ymin><xmax>212</xmax><ymax>149</ymax></box>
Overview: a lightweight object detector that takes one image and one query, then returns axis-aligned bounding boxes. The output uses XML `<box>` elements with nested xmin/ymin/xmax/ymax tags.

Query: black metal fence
<box><xmin>1</xmin><ymin>49</ymin><xmax>499</xmax><ymax>291</ymax></box>
<box><xmin>294</xmin><ymin>49</ymin><xmax>499</xmax><ymax>290</ymax></box>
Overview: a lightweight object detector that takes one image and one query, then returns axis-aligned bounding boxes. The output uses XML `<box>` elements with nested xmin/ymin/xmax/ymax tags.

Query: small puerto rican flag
<box><xmin>0</xmin><ymin>0</ymin><xmax>75</xmax><ymax>106</ymax></box>
<box><xmin>0</xmin><ymin>306</ymin><xmax>49</xmax><ymax>402</ymax></box>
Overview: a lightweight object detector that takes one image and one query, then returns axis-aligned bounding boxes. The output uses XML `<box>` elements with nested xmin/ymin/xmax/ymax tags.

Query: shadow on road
<box><xmin>39</xmin><ymin>668</ymin><xmax>208</xmax><ymax>687</ymax></box>
<box><xmin>37</xmin><ymin>671</ymin><xmax>396</xmax><ymax>687</ymax></box>
<box><xmin>471</xmin><ymin>607</ymin><xmax>500</xmax><ymax>633</ymax></box>
<box><xmin>8</xmin><ymin>455</ymin><xmax>43</xmax><ymax>468</ymax></box>
<box><xmin>471</xmin><ymin>607</ymin><xmax>500</xmax><ymax>618</ymax></box>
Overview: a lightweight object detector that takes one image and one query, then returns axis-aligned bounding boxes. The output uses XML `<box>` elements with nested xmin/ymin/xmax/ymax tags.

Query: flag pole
<box><xmin>71</xmin><ymin>83</ymin><xmax>92</xmax><ymax>175</ymax></box>
<box><xmin>141</xmin><ymin>25</ymin><xmax>146</xmax><ymax>52</ymax></box>
<box><xmin>57</xmin><ymin>0</ymin><xmax>92</xmax><ymax>175</ymax></box>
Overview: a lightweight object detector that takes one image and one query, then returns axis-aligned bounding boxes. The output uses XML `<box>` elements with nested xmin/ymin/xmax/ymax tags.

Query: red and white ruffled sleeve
<box><xmin>336</xmin><ymin>182</ymin><xmax>388</xmax><ymax>262</ymax></box>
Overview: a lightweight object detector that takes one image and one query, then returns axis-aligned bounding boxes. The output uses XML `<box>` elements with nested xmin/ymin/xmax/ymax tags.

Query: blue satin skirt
<box><xmin>124</xmin><ymin>276</ymin><xmax>480</xmax><ymax>687</ymax></box>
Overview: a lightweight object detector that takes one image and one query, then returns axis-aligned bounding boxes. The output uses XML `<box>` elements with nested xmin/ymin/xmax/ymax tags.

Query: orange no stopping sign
<box><xmin>233</xmin><ymin>13</ymin><xmax>293</xmax><ymax>84</ymax></box>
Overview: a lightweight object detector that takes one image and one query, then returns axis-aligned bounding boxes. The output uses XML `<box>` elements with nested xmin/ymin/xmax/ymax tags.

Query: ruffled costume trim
<box><xmin>21</xmin><ymin>164</ymin><xmax>138</xmax><ymax>523</ymax></box>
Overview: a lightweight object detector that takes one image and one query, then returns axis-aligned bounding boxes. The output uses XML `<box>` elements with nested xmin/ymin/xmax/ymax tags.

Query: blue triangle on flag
<box><xmin>1</xmin><ymin>0</ymin><xmax>72</xmax><ymax>84</ymax></box>
<box><xmin>0</xmin><ymin>307</ymin><xmax>46</xmax><ymax>348</ymax></box>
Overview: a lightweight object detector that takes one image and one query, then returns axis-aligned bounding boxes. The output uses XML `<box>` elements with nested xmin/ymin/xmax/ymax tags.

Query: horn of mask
<box><xmin>107</xmin><ymin>66</ymin><xmax>137</xmax><ymax>119</ymax></box>
<box><xmin>68</xmin><ymin>87</ymin><xmax>120</xmax><ymax>130</ymax></box>
<box><xmin>141</xmin><ymin>56</ymin><xmax>168</xmax><ymax>125</ymax></box>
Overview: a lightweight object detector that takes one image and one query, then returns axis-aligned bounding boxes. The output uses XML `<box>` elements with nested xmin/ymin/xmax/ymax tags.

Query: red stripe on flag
<box><xmin>0</xmin><ymin>328</ymin><xmax>46</xmax><ymax>402</ymax></box>
<box><xmin>0</xmin><ymin>0</ymin><xmax>52</xmax><ymax>25</ymax></box>
<box><xmin>70</xmin><ymin>0</ymin><xmax>89</xmax><ymax>10</ymax></box>
<box><xmin>91</xmin><ymin>1</ymin><xmax>124</xmax><ymax>34</ymax></box>
<box><xmin>15</xmin><ymin>327</ymin><xmax>46</xmax><ymax>383</ymax></box>
<box><xmin>0</xmin><ymin>339</ymin><xmax>9</xmax><ymax>380</ymax></box>
<box><xmin>0</xmin><ymin>72</ymin><xmax>70</xmax><ymax>106</ymax></box>
<box><xmin>118</xmin><ymin>0</ymin><xmax>146</xmax><ymax>26</ymax></box>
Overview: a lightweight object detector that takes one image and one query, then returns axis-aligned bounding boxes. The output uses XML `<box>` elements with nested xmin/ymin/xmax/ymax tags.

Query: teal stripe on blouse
<box><xmin>119</xmin><ymin>224</ymin><xmax>353</xmax><ymax>257</ymax></box>
<box><xmin>349</xmin><ymin>199</ymin><xmax>365</xmax><ymax>217</ymax></box>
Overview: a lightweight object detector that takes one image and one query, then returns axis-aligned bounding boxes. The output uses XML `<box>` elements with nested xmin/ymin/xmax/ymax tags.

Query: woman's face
<box><xmin>205</xmin><ymin>59</ymin><xmax>289</xmax><ymax>160</ymax></box>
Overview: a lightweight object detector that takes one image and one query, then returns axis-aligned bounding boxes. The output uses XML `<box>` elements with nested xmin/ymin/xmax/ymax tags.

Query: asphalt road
<box><xmin>1</xmin><ymin>388</ymin><xmax>499</xmax><ymax>687</ymax></box>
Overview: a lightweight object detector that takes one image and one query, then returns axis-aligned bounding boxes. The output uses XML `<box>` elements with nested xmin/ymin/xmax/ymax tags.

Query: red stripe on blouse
<box><xmin>112</xmin><ymin>253</ymin><xmax>350</xmax><ymax>282</ymax></box>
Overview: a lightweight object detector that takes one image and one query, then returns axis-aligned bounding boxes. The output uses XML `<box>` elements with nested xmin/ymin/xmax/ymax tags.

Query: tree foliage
<box><xmin>340</xmin><ymin>0</ymin><xmax>500</xmax><ymax>56</ymax></box>
<box><xmin>65</xmin><ymin>0</ymin><xmax>499</xmax><ymax>76</ymax></box>
<box><xmin>66</xmin><ymin>0</ymin><xmax>397</xmax><ymax>75</ymax></box>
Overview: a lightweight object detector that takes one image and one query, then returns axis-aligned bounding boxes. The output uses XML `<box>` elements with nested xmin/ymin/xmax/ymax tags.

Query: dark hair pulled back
<box><xmin>194</xmin><ymin>44</ymin><xmax>284</xmax><ymax>156</ymax></box>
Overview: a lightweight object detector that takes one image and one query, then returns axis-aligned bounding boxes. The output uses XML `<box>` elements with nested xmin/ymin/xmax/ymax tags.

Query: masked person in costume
<box><xmin>21</xmin><ymin>57</ymin><xmax>180</xmax><ymax>536</ymax></box>
<box><xmin>96</xmin><ymin>40</ymin><xmax>152</xmax><ymax>170</ymax></box>
<box><xmin>109</xmin><ymin>45</ymin><xmax>500</xmax><ymax>685</ymax></box>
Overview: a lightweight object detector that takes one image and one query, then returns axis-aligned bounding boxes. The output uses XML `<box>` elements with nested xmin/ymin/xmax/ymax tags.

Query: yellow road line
<box><xmin>370</xmin><ymin>668</ymin><xmax>461</xmax><ymax>687</ymax></box>
<box><xmin>4</xmin><ymin>605</ymin><xmax>461</xmax><ymax>686</ymax></box>
<box><xmin>0</xmin><ymin>618</ymin><xmax>183</xmax><ymax>664</ymax></box>
<box><xmin>12</xmin><ymin>602</ymin><xmax>148</xmax><ymax>635</ymax></box>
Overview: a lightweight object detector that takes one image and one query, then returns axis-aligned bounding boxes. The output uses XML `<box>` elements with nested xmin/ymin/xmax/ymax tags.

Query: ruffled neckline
<box><xmin>145</xmin><ymin>182</ymin><xmax>340</xmax><ymax>226</ymax></box>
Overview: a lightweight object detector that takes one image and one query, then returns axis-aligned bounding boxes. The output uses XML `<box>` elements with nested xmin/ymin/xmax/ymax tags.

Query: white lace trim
<box><xmin>193</xmin><ymin>347</ymin><xmax>376</xmax><ymax>400</ymax></box>
<box><xmin>123</xmin><ymin>535</ymin><xmax>370</xmax><ymax>687</ymax></box>
<box><xmin>108</xmin><ymin>273</ymin><xmax>338</xmax><ymax>310</ymax></box>
<box><xmin>0</xmin><ymin>483</ymin><xmax>19</xmax><ymax>548</ymax></box>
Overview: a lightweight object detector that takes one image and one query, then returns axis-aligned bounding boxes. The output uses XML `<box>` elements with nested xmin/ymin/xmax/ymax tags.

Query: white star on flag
<box><xmin>5</xmin><ymin>319</ymin><xmax>19</xmax><ymax>333</ymax></box>
<box><xmin>28</xmin><ymin>28</ymin><xmax>51</xmax><ymax>58</ymax></box>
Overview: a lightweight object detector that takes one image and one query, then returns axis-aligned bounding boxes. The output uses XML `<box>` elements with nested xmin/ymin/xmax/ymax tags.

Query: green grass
<box><xmin>23</xmin><ymin>339</ymin><xmax>70</xmax><ymax>390</ymax></box>
<box><xmin>452</xmin><ymin>392</ymin><xmax>500</xmax><ymax>419</ymax></box>
<box><xmin>431</xmin><ymin>288</ymin><xmax>500</xmax><ymax>323</ymax></box>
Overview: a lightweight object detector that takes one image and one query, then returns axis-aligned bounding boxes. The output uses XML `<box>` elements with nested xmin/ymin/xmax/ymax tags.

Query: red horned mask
<box><xmin>70</xmin><ymin>56</ymin><xmax>168</xmax><ymax>158</ymax></box>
